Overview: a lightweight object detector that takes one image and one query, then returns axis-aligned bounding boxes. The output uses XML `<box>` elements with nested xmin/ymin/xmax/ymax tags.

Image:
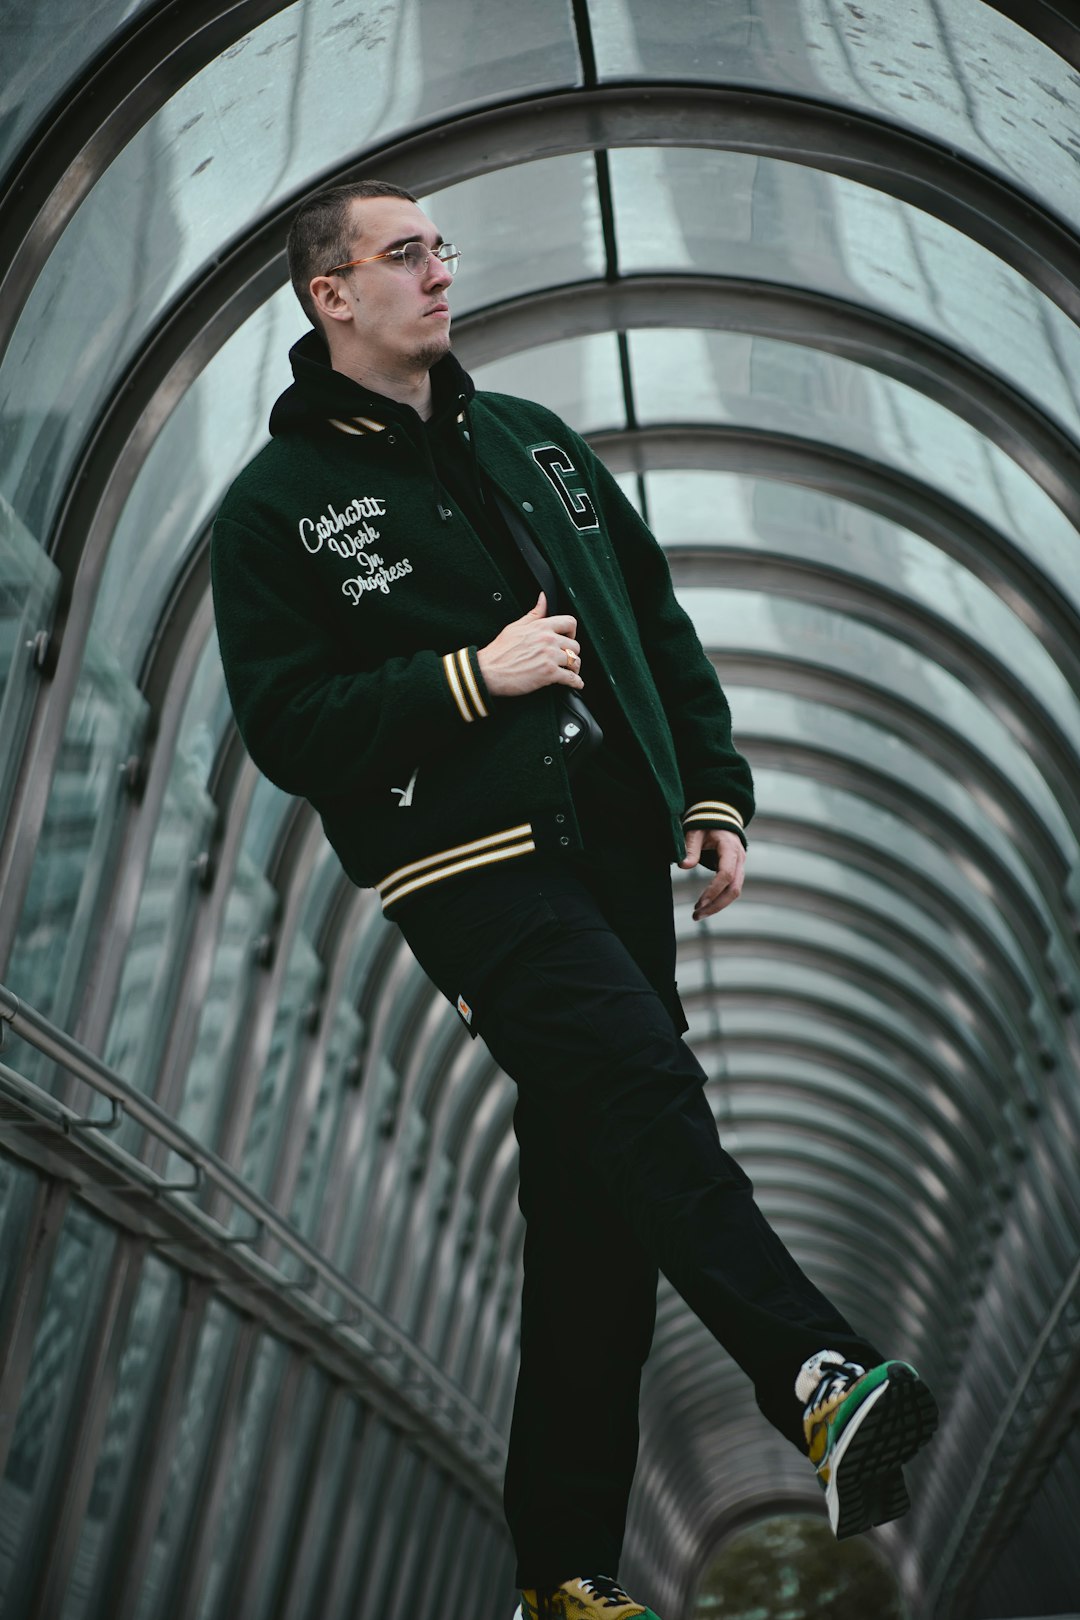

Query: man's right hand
<box><xmin>477</xmin><ymin>592</ymin><xmax>585</xmax><ymax>697</ymax></box>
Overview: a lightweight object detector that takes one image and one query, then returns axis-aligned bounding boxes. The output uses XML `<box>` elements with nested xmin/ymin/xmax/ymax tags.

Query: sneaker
<box><xmin>514</xmin><ymin>1576</ymin><xmax>662</xmax><ymax>1619</ymax></box>
<box><xmin>797</xmin><ymin>1349</ymin><xmax>939</xmax><ymax>1540</ymax></box>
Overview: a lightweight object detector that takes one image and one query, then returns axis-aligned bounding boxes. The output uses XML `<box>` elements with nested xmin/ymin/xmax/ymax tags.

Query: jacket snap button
<box><xmin>492</xmin><ymin>592</ymin><xmax>502</xmax><ymax>602</ymax></box>
<box><xmin>543</xmin><ymin>755</ymin><xmax>553</xmax><ymax>765</ymax></box>
<box><xmin>522</xmin><ymin>501</ymin><xmax>534</xmax><ymax>512</ymax></box>
<box><xmin>559</xmin><ymin>836</ymin><xmax>569</xmax><ymax>846</ymax></box>
<box><xmin>387</xmin><ymin>435</ymin><xmax>396</xmax><ymax>444</ymax></box>
<box><xmin>555</xmin><ymin>814</ymin><xmax>565</xmax><ymax>824</ymax></box>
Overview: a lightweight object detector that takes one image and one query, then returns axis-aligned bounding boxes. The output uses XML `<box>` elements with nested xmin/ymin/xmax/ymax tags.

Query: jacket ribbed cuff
<box><xmin>682</xmin><ymin>799</ymin><xmax>748</xmax><ymax>848</ymax></box>
<box><xmin>441</xmin><ymin>645</ymin><xmax>491</xmax><ymax>723</ymax></box>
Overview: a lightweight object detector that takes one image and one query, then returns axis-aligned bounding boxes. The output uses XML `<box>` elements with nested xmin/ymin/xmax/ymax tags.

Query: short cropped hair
<box><xmin>286</xmin><ymin>179</ymin><xmax>418</xmax><ymax>327</ymax></box>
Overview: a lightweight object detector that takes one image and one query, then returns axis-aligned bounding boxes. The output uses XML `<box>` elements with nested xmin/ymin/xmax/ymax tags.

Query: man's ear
<box><xmin>309</xmin><ymin>274</ymin><xmax>353</xmax><ymax>327</ymax></box>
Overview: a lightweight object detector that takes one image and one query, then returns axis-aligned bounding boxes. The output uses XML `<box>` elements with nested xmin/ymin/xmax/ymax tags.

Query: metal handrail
<box><xmin>0</xmin><ymin>982</ymin><xmax>506</xmax><ymax>1486</ymax></box>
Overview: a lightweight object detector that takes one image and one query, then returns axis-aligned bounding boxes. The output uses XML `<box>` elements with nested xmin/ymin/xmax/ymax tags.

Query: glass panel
<box><xmin>721</xmin><ymin>1049</ymin><xmax>975</xmax><ymax>1173</ymax></box>
<box><xmin>680</xmin><ymin>898</ymin><xmax>989</xmax><ymax>1058</ymax></box>
<box><xmin>288</xmin><ymin>905</ymin><xmax>387</xmax><ymax>1250</ymax></box>
<box><xmin>239</xmin><ymin>930</ymin><xmax>321</xmax><ymax>1195</ymax></box>
<box><xmin>370</xmin><ymin>1105</ymin><xmax>426</xmax><ymax>1306</ymax></box>
<box><xmin>0</xmin><ymin>0</ymin><xmax>158</xmax><ymax>177</ymax></box>
<box><xmin>104</xmin><ymin>862</ymin><xmax>206</xmax><ymax>1100</ymax></box>
<box><xmin>287</xmin><ymin>996</ymin><xmax>363</xmax><ymax>1244</ymax></box>
<box><xmin>329</xmin><ymin>1050</ymin><xmax>403</xmax><ymax>1279</ymax></box>
<box><xmin>628</xmin><ymin>329</ymin><xmax>1080</xmax><ymax>615</ymax></box>
<box><xmin>328</xmin><ymin>1418</ymin><xmax>395</xmax><ymax>1607</ymax></box>
<box><xmin>171</xmin><ymin>850</ymin><xmax>276</xmax><ymax>1155</ymax></box>
<box><xmin>61</xmin><ymin>1255</ymin><xmax>182</xmax><ymax>1620</ymax></box>
<box><xmin>655</xmin><ymin>470</ymin><xmax>1080</xmax><ymax>750</ymax></box>
<box><xmin>700</xmin><ymin>953</ymin><xmax>963</xmax><ymax>1073</ymax></box>
<box><xmin>278</xmin><ymin>1393</ymin><xmax>360</xmax><ymax>1609</ymax></box>
<box><xmin>470</xmin><ymin>331</ymin><xmax>625</xmax><ymax>435</ymax></box>
<box><xmin>611</xmin><ymin>147</ymin><xmax>1080</xmax><ymax>443</ymax></box>
<box><xmin>0</xmin><ymin>1</ymin><xmax>580</xmax><ymax>542</ymax></box>
<box><xmin>180</xmin><ymin>641</ymin><xmax>235</xmax><ymax>786</ymax></box>
<box><xmin>677</xmin><ymin>588</ymin><xmax>1072</xmax><ymax>859</ymax></box>
<box><xmin>0</xmin><ymin>492</ymin><xmax>59</xmax><ymax>834</ymax></box>
<box><xmin>297</xmin><ymin>840</ymin><xmax>346</xmax><ymax>939</ymax></box>
<box><xmin>0</xmin><ymin>1152</ymin><xmax>43</xmax><ymax>1342</ymax></box>
<box><xmin>399</xmin><ymin>1152</ymin><xmax>454</xmax><ymax>1338</ymax></box>
<box><xmin>92</xmin><ymin>291</ymin><xmax>298</xmax><ymax>673</ymax></box>
<box><xmin>701</xmin><ymin>1008</ymin><xmax>982</xmax><ymax>1192</ymax></box>
<box><xmin>0</xmin><ymin>1203</ymin><xmax>117</xmax><ymax>1601</ymax></box>
<box><xmin>104</xmin><ymin>633</ymin><xmax>224</xmax><ymax>1104</ymax></box>
<box><xmin>591</xmin><ymin>0</ymin><xmax>1080</xmax><ymax>234</ymax></box>
<box><xmin>705</xmin><ymin>1073</ymin><xmax>977</xmax><ymax>1210</ymax></box>
<box><xmin>195</xmin><ymin>1334</ymin><xmax>287</xmax><ymax>1620</ymax></box>
<box><xmin>613</xmin><ymin>470</ymin><xmax>642</xmax><ymax>513</ymax></box>
<box><xmin>5</xmin><ymin>629</ymin><xmax>147</xmax><ymax>1073</ymax></box>
<box><xmin>237</xmin><ymin>1364</ymin><xmax>327</xmax><ymax>1620</ymax></box>
<box><xmin>242</xmin><ymin>771</ymin><xmax>294</xmax><ymax>875</ymax></box>
<box><xmin>645</xmin><ymin>467</ymin><xmax>750</xmax><ymax>543</ymax></box>
<box><xmin>748</xmin><ymin>762</ymin><xmax>1034</xmax><ymax>985</ymax></box>
<box><xmin>704</xmin><ymin>840</ymin><xmax>1038</xmax><ymax>1065</ymax></box>
<box><xmin>134</xmin><ymin>1299</ymin><xmax>239</xmax><ymax>1620</ymax></box>
<box><xmin>727</xmin><ymin>678</ymin><xmax>1076</xmax><ymax>886</ymax></box>
<box><xmin>423</xmin><ymin>153</ymin><xmax>604</xmax><ymax>317</ymax></box>
<box><xmin>363</xmin><ymin>1448</ymin><xmax>420</xmax><ymax>1613</ymax></box>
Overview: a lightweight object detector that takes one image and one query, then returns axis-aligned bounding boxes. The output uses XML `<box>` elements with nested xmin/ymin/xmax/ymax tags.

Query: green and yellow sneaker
<box><xmin>797</xmin><ymin>1350</ymin><xmax>939</xmax><ymax>1539</ymax></box>
<box><xmin>515</xmin><ymin>1576</ymin><xmax>662</xmax><ymax>1619</ymax></box>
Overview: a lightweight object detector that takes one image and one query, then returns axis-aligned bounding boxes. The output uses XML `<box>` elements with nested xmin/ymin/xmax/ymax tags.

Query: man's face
<box><xmin>319</xmin><ymin>196</ymin><xmax>454</xmax><ymax>370</ymax></box>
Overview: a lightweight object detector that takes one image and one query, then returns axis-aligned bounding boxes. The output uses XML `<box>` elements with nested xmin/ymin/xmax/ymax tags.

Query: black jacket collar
<box><xmin>269</xmin><ymin>328</ymin><xmax>476</xmax><ymax>438</ymax></box>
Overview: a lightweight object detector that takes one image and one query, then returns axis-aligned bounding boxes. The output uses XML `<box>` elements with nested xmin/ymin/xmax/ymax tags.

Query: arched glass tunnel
<box><xmin>0</xmin><ymin>4</ymin><xmax>1078</xmax><ymax>1618</ymax></box>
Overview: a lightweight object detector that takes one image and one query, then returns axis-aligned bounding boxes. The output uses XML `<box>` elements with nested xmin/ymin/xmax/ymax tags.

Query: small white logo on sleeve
<box><xmin>391</xmin><ymin>767</ymin><xmax>418</xmax><ymax>807</ymax></box>
<box><xmin>456</xmin><ymin>994</ymin><xmax>473</xmax><ymax>1026</ymax></box>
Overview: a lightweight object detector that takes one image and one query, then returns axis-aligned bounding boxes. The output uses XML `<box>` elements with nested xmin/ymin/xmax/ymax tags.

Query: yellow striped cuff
<box><xmin>442</xmin><ymin>647</ymin><xmax>489</xmax><ymax>722</ymax></box>
<box><xmin>682</xmin><ymin>799</ymin><xmax>745</xmax><ymax>829</ymax></box>
<box><xmin>378</xmin><ymin>824</ymin><xmax>534</xmax><ymax>908</ymax></box>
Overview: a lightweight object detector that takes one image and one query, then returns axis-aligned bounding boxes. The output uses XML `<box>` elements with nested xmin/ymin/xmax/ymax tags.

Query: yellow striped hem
<box><xmin>377</xmin><ymin>823</ymin><xmax>535</xmax><ymax>907</ymax></box>
<box><xmin>682</xmin><ymin>800</ymin><xmax>745</xmax><ymax>829</ymax></box>
<box><xmin>381</xmin><ymin>839</ymin><xmax>536</xmax><ymax>908</ymax></box>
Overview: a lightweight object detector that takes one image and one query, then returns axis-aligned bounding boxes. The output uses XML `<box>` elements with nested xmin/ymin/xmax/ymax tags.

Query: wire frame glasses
<box><xmin>325</xmin><ymin>242</ymin><xmax>461</xmax><ymax>278</ymax></box>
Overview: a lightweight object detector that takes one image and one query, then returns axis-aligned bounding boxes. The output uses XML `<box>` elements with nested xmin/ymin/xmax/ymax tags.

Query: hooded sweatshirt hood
<box><xmin>269</xmin><ymin>328</ymin><xmax>476</xmax><ymax>439</ymax></box>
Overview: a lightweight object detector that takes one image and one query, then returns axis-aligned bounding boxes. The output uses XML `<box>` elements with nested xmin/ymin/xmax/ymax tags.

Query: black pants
<box><xmin>392</xmin><ymin>765</ymin><xmax>882</xmax><ymax>1588</ymax></box>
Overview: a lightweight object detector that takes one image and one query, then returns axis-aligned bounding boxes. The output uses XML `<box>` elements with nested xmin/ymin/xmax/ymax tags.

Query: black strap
<box><xmin>487</xmin><ymin>481</ymin><xmax>603</xmax><ymax>770</ymax></box>
<box><xmin>487</xmin><ymin>483</ymin><xmax>562</xmax><ymax>612</ymax></box>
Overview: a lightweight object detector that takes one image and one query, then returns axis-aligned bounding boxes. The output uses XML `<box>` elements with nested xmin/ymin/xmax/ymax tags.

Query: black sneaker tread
<box><xmin>833</xmin><ymin>1367</ymin><xmax>939</xmax><ymax>1539</ymax></box>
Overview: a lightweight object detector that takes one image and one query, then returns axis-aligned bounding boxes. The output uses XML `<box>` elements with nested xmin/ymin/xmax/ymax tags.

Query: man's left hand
<box><xmin>679</xmin><ymin>828</ymin><xmax>746</xmax><ymax>920</ymax></box>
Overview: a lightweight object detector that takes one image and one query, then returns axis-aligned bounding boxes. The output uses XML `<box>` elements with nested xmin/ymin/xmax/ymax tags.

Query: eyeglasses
<box><xmin>324</xmin><ymin>241</ymin><xmax>461</xmax><ymax>278</ymax></box>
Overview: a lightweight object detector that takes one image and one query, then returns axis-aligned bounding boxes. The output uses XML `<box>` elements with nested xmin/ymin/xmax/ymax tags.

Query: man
<box><xmin>211</xmin><ymin>179</ymin><xmax>938</xmax><ymax>1620</ymax></box>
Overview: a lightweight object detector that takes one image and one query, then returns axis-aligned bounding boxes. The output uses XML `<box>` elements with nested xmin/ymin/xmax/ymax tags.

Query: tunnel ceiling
<box><xmin>2</xmin><ymin>4</ymin><xmax>1079</xmax><ymax>1617</ymax></box>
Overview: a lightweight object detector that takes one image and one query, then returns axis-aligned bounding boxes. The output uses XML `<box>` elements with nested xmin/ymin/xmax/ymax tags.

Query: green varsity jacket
<box><xmin>211</xmin><ymin>334</ymin><xmax>754</xmax><ymax>910</ymax></box>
